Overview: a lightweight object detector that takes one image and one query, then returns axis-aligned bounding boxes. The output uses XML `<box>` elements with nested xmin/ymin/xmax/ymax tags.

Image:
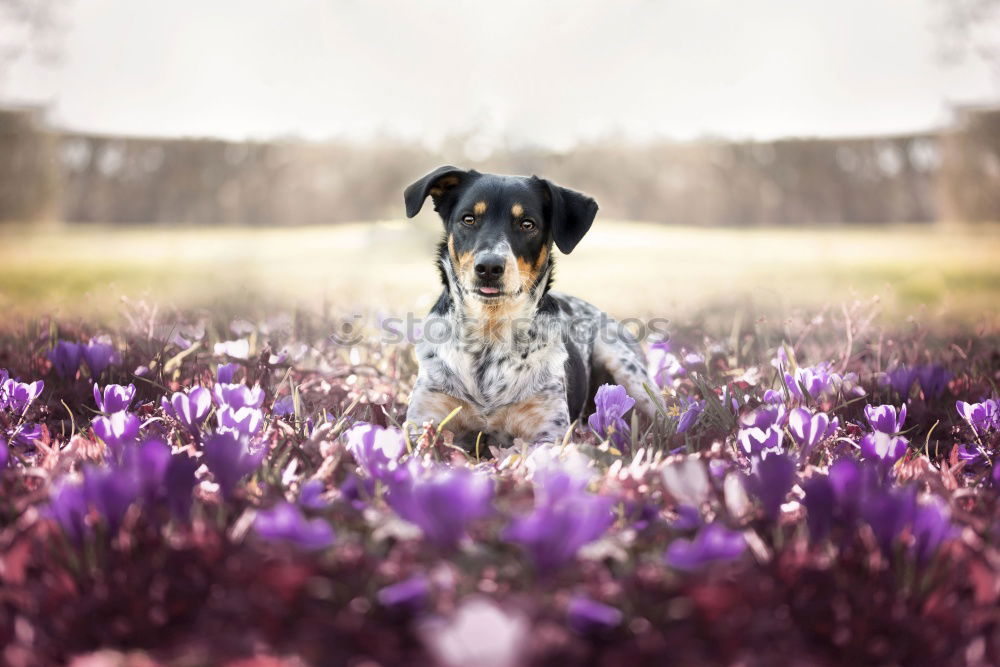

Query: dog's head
<box><xmin>404</xmin><ymin>166</ymin><xmax>598</xmax><ymax>302</ymax></box>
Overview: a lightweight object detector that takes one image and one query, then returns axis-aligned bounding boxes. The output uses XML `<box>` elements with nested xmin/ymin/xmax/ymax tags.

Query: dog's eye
<box><xmin>461</xmin><ymin>214</ymin><xmax>476</xmax><ymax>226</ymax></box>
<box><xmin>520</xmin><ymin>219</ymin><xmax>536</xmax><ymax>231</ymax></box>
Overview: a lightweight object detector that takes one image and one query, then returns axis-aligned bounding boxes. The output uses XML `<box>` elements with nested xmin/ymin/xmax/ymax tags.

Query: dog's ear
<box><xmin>404</xmin><ymin>166</ymin><xmax>472</xmax><ymax>219</ymax></box>
<box><xmin>536</xmin><ymin>177</ymin><xmax>599</xmax><ymax>254</ymax></box>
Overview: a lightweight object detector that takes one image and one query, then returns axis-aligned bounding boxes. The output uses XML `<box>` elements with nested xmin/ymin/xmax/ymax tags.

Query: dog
<box><xmin>403</xmin><ymin>166</ymin><xmax>661</xmax><ymax>448</ymax></box>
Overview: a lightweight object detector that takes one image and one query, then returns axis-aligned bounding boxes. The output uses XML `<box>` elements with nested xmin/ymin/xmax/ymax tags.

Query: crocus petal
<box><xmin>254</xmin><ymin>501</ymin><xmax>335</xmax><ymax>550</ymax></box>
<box><xmin>567</xmin><ymin>596</ymin><xmax>623</xmax><ymax>634</ymax></box>
<box><xmin>665</xmin><ymin>522</ymin><xmax>745</xmax><ymax>571</ymax></box>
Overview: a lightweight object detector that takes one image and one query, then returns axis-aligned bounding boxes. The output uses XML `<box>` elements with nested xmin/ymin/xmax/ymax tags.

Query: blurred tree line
<box><xmin>2</xmin><ymin>104</ymin><xmax>999</xmax><ymax>226</ymax></box>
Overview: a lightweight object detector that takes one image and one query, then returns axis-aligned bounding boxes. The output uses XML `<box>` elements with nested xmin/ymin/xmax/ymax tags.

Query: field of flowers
<box><xmin>1</xmin><ymin>300</ymin><xmax>999</xmax><ymax>666</ymax></box>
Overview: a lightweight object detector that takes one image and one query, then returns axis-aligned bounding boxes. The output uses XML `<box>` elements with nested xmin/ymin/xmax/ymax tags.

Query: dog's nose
<box><xmin>474</xmin><ymin>254</ymin><xmax>506</xmax><ymax>279</ymax></box>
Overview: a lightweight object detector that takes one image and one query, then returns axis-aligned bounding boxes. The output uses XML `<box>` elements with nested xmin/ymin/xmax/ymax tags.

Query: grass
<box><xmin>1</xmin><ymin>220</ymin><xmax>998</xmax><ymax>328</ymax></box>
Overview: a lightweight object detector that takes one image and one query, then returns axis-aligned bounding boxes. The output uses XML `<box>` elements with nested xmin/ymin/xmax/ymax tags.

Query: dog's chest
<box><xmin>417</xmin><ymin>319</ymin><xmax>566</xmax><ymax>413</ymax></box>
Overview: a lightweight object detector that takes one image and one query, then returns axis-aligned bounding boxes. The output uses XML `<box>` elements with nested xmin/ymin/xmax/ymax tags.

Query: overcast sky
<box><xmin>2</xmin><ymin>0</ymin><xmax>997</xmax><ymax>149</ymax></box>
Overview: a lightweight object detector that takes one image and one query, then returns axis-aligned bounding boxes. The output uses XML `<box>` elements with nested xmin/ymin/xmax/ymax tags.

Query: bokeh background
<box><xmin>1</xmin><ymin>0</ymin><xmax>999</xmax><ymax>327</ymax></box>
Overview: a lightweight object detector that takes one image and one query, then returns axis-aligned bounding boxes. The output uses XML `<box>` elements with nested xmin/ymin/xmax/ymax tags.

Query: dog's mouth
<box><xmin>476</xmin><ymin>285</ymin><xmax>504</xmax><ymax>299</ymax></box>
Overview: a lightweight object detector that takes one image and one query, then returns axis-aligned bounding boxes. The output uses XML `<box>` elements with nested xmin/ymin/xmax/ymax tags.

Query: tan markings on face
<box><xmin>515</xmin><ymin>243</ymin><xmax>548</xmax><ymax>292</ymax></box>
<box><xmin>410</xmin><ymin>391</ymin><xmax>482</xmax><ymax>435</ymax></box>
<box><xmin>428</xmin><ymin>174</ymin><xmax>461</xmax><ymax>199</ymax></box>
<box><xmin>511</xmin><ymin>203</ymin><xmax>524</xmax><ymax>218</ymax></box>
<box><xmin>473</xmin><ymin>201</ymin><xmax>487</xmax><ymax>216</ymax></box>
<box><xmin>488</xmin><ymin>397</ymin><xmax>558</xmax><ymax>442</ymax></box>
<box><xmin>449</xmin><ymin>234</ymin><xmax>475</xmax><ymax>284</ymax></box>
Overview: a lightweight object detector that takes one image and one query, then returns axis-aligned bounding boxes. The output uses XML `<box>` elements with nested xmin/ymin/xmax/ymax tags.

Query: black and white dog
<box><xmin>404</xmin><ymin>166</ymin><xmax>660</xmax><ymax>448</ymax></box>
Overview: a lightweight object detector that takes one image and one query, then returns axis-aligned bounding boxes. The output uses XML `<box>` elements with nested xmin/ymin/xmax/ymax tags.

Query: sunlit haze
<box><xmin>3</xmin><ymin>0</ymin><xmax>997</xmax><ymax>149</ymax></box>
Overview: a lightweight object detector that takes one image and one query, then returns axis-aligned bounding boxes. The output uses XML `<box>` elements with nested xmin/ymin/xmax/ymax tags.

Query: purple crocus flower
<box><xmin>298</xmin><ymin>479</ymin><xmax>330</xmax><ymax>510</ymax></box>
<box><xmin>504</xmin><ymin>487</ymin><xmax>613</xmax><ymax>571</ymax></box>
<box><xmin>956</xmin><ymin>444</ymin><xmax>987</xmax><ymax>467</ymax></box>
<box><xmin>272</xmin><ymin>395</ymin><xmax>295</xmax><ymax>417</ymax></box>
<box><xmin>828</xmin><ymin>458</ymin><xmax>883</xmax><ymax>524</ymax></box>
<box><xmin>217</xmin><ymin>362</ymin><xmax>240</xmax><ymax>384</ymax></box>
<box><xmin>649</xmin><ymin>342</ymin><xmax>686</xmax><ymax>387</ymax></box>
<box><xmin>742</xmin><ymin>452</ymin><xmax>796</xmax><ymax>521</ymax></box>
<box><xmin>676</xmin><ymin>398</ymin><xmax>704</xmax><ymax>434</ymax></box>
<box><xmin>665</xmin><ymin>522</ymin><xmax>746</xmax><ymax>571</ymax></box>
<box><xmin>254</xmin><ymin>501</ymin><xmax>335</xmax><ymax>550</ymax></box>
<box><xmin>883</xmin><ymin>365</ymin><xmax>917</xmax><ymax>397</ymax></box>
<box><xmin>802</xmin><ymin>457</ymin><xmax>887</xmax><ymax>543</ymax></box>
<box><xmin>377</xmin><ymin>575</ymin><xmax>431</xmax><ymax>612</ymax></box>
<box><xmin>212</xmin><ymin>383</ymin><xmax>265</xmax><ymax>409</ymax></box>
<box><xmin>785</xmin><ymin>362</ymin><xmax>841</xmax><ymax>402</ymax></box>
<box><xmin>81</xmin><ymin>337</ymin><xmax>119</xmax><ymax>377</ymax></box>
<box><xmin>48</xmin><ymin>341</ymin><xmax>82</xmax><ymax>380</ymax></box>
<box><xmin>763</xmin><ymin>389</ymin><xmax>784</xmax><ymax>405</ymax></box>
<box><xmin>202</xmin><ymin>430</ymin><xmax>266</xmax><ymax>498</ymax></box>
<box><xmin>93</xmin><ymin>383</ymin><xmax>136</xmax><ymax>413</ymax></box>
<box><xmin>864</xmin><ymin>403</ymin><xmax>906</xmax><ymax>435</ymax></box>
<box><xmin>911</xmin><ymin>498</ymin><xmax>954</xmax><ymax>564</ymax></box>
<box><xmin>956</xmin><ymin>399</ymin><xmax>998</xmax><ymax>435</ymax></box>
<box><xmin>788</xmin><ymin>408</ymin><xmax>838</xmax><ymax>456</ymax></box>
<box><xmin>915</xmin><ymin>365</ymin><xmax>950</xmax><ymax>399</ymax></box>
<box><xmin>737</xmin><ymin>425</ymin><xmax>784</xmax><ymax>458</ymax></box>
<box><xmin>567</xmin><ymin>596</ymin><xmax>623</xmax><ymax>635</ymax></box>
<box><xmin>340</xmin><ymin>472</ymin><xmax>376</xmax><ymax>510</ymax></box>
<box><xmin>344</xmin><ymin>422</ymin><xmax>406</xmax><ymax>482</ymax></box>
<box><xmin>83</xmin><ymin>464</ymin><xmax>139</xmax><ymax>533</ymax></box>
<box><xmin>739</xmin><ymin>404</ymin><xmax>787</xmax><ymax>431</ymax></box>
<box><xmin>588</xmin><ymin>384</ymin><xmax>635</xmax><ymax>450</ymax></box>
<box><xmin>802</xmin><ymin>475</ymin><xmax>837</xmax><ymax>541</ymax></box>
<box><xmin>47</xmin><ymin>481</ymin><xmax>90</xmax><ymax>543</ymax></box>
<box><xmin>164</xmin><ymin>453</ymin><xmax>199</xmax><ymax>518</ymax></box>
<box><xmin>0</xmin><ymin>439</ymin><xmax>8</xmax><ymax>468</ymax></box>
<box><xmin>862</xmin><ymin>486</ymin><xmax>916</xmax><ymax>557</ymax></box>
<box><xmin>160</xmin><ymin>386</ymin><xmax>212</xmax><ymax>434</ymax></box>
<box><xmin>11</xmin><ymin>422</ymin><xmax>43</xmax><ymax>447</ymax></box>
<box><xmin>683</xmin><ymin>352</ymin><xmax>707</xmax><ymax>374</ymax></box>
<box><xmin>670</xmin><ymin>504</ymin><xmax>702</xmax><ymax>532</ymax></box>
<box><xmin>122</xmin><ymin>438</ymin><xmax>171</xmax><ymax>505</ymax></box>
<box><xmin>216</xmin><ymin>405</ymin><xmax>264</xmax><ymax>436</ymax></box>
<box><xmin>4</xmin><ymin>378</ymin><xmax>44</xmax><ymax>414</ymax></box>
<box><xmin>530</xmin><ymin>451</ymin><xmax>594</xmax><ymax>502</ymax></box>
<box><xmin>92</xmin><ymin>411</ymin><xmax>141</xmax><ymax>461</ymax></box>
<box><xmin>860</xmin><ymin>431</ymin><xmax>909</xmax><ymax>467</ymax></box>
<box><xmin>117</xmin><ymin>437</ymin><xmax>198</xmax><ymax>520</ymax></box>
<box><xmin>388</xmin><ymin>464</ymin><xmax>493</xmax><ymax>549</ymax></box>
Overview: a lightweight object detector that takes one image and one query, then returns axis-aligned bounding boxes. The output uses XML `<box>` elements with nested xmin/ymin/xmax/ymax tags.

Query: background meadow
<box><xmin>2</xmin><ymin>221</ymin><xmax>999</xmax><ymax>329</ymax></box>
